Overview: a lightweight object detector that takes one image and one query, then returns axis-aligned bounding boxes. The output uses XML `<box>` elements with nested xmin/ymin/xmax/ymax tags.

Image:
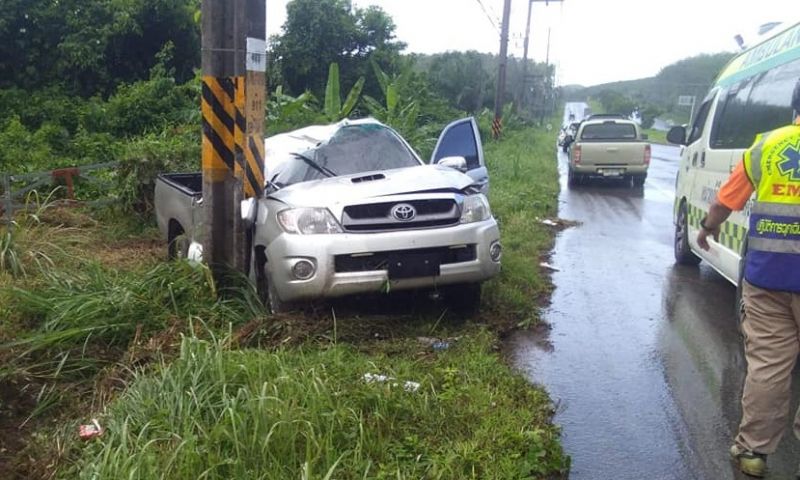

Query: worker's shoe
<box><xmin>730</xmin><ymin>444</ymin><xmax>767</xmax><ymax>478</ymax></box>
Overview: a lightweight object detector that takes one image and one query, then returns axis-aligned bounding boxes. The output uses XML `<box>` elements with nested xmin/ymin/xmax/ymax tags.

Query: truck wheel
<box><xmin>567</xmin><ymin>168</ymin><xmax>579</xmax><ymax>188</ymax></box>
<box><xmin>674</xmin><ymin>202</ymin><xmax>701</xmax><ymax>266</ymax></box>
<box><xmin>633</xmin><ymin>175</ymin><xmax>646</xmax><ymax>188</ymax></box>
<box><xmin>254</xmin><ymin>250</ymin><xmax>288</xmax><ymax>314</ymax></box>
<box><xmin>443</xmin><ymin>283</ymin><xmax>482</xmax><ymax>318</ymax></box>
<box><xmin>167</xmin><ymin>223</ymin><xmax>190</xmax><ymax>260</ymax></box>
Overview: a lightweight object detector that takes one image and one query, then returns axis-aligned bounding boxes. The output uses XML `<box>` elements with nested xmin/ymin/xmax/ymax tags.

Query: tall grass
<box><xmin>67</xmin><ymin>331</ymin><xmax>567</xmax><ymax>479</ymax></box>
<box><xmin>2</xmin><ymin>260</ymin><xmax>264</xmax><ymax>381</ymax></box>
<box><xmin>483</xmin><ymin>126</ymin><xmax>560</xmax><ymax>326</ymax></box>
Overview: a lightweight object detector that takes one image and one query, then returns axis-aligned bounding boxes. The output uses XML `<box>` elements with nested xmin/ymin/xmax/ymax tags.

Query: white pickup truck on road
<box><xmin>567</xmin><ymin>118</ymin><xmax>651</xmax><ymax>187</ymax></box>
<box><xmin>154</xmin><ymin>117</ymin><xmax>501</xmax><ymax>313</ymax></box>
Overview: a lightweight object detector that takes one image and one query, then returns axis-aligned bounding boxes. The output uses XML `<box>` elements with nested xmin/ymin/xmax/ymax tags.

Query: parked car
<box><xmin>567</xmin><ymin>118</ymin><xmax>651</xmax><ymax>187</ymax></box>
<box><xmin>155</xmin><ymin>117</ymin><xmax>501</xmax><ymax>313</ymax></box>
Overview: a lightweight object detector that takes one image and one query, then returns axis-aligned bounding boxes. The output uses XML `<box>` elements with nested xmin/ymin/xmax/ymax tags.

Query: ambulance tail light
<box><xmin>573</xmin><ymin>145</ymin><xmax>582</xmax><ymax>164</ymax></box>
<box><xmin>644</xmin><ymin>144</ymin><xmax>651</xmax><ymax>166</ymax></box>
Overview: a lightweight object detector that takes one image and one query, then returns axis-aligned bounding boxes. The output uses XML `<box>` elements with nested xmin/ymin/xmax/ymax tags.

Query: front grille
<box><xmin>344</xmin><ymin>199</ymin><xmax>456</xmax><ymax>219</ymax></box>
<box><xmin>335</xmin><ymin>245</ymin><xmax>477</xmax><ymax>273</ymax></box>
<box><xmin>342</xmin><ymin>198</ymin><xmax>459</xmax><ymax>232</ymax></box>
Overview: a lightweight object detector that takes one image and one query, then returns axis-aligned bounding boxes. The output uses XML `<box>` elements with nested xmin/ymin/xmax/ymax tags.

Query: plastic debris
<box><xmin>431</xmin><ymin>341</ymin><xmax>450</xmax><ymax>351</ymax></box>
<box><xmin>363</xmin><ymin>373</ymin><xmax>391</xmax><ymax>384</ymax></box>
<box><xmin>403</xmin><ymin>381</ymin><xmax>421</xmax><ymax>392</ymax></box>
<box><xmin>539</xmin><ymin>262</ymin><xmax>561</xmax><ymax>272</ymax></box>
<box><xmin>78</xmin><ymin>419</ymin><xmax>103</xmax><ymax>440</ymax></box>
<box><xmin>539</xmin><ymin>218</ymin><xmax>560</xmax><ymax>227</ymax></box>
<box><xmin>363</xmin><ymin>373</ymin><xmax>420</xmax><ymax>393</ymax></box>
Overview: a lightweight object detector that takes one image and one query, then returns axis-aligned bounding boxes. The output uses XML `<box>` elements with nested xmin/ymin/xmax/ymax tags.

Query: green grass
<box><xmin>64</xmin><ymin>331</ymin><xmax>566</xmax><ymax>479</ymax></box>
<box><xmin>643</xmin><ymin>128</ymin><xmax>667</xmax><ymax>145</ymax></box>
<box><xmin>483</xmin><ymin>127</ymin><xmax>559</xmax><ymax>327</ymax></box>
<box><xmin>2</xmin><ymin>123</ymin><xmax>568</xmax><ymax>479</ymax></box>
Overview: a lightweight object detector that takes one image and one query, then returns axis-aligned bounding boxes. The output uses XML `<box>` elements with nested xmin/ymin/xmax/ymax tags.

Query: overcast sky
<box><xmin>266</xmin><ymin>1</ymin><xmax>800</xmax><ymax>87</ymax></box>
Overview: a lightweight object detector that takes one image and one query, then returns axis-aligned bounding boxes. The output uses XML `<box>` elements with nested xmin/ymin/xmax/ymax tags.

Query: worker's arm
<box><xmin>697</xmin><ymin>202</ymin><xmax>732</xmax><ymax>251</ymax></box>
<box><xmin>697</xmin><ymin>161</ymin><xmax>753</xmax><ymax>251</ymax></box>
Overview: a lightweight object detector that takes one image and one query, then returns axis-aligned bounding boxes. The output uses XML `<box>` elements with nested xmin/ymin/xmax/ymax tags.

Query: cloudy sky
<box><xmin>266</xmin><ymin>1</ymin><xmax>799</xmax><ymax>86</ymax></box>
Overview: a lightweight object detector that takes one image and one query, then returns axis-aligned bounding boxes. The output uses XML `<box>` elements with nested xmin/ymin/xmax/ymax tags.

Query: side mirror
<box><xmin>241</xmin><ymin>197</ymin><xmax>257</xmax><ymax>226</ymax></box>
<box><xmin>437</xmin><ymin>156</ymin><xmax>468</xmax><ymax>173</ymax></box>
<box><xmin>641</xmin><ymin>133</ymin><xmax>649</xmax><ymax>140</ymax></box>
<box><xmin>666</xmin><ymin>126</ymin><xmax>687</xmax><ymax>145</ymax></box>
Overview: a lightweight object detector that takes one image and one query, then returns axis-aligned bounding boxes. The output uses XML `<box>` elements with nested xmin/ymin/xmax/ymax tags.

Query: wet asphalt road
<box><xmin>510</xmin><ymin>104</ymin><xmax>800</xmax><ymax>479</ymax></box>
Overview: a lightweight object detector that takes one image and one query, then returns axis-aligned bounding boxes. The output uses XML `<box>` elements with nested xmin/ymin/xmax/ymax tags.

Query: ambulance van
<box><xmin>669</xmin><ymin>21</ymin><xmax>800</xmax><ymax>295</ymax></box>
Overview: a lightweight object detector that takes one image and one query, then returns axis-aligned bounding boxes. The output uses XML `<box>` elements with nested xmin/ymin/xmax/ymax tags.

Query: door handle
<box><xmin>700</xmin><ymin>151</ymin><xmax>706</xmax><ymax>168</ymax></box>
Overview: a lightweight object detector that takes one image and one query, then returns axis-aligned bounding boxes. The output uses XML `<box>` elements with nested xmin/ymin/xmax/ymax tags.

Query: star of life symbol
<box><xmin>776</xmin><ymin>139</ymin><xmax>800</xmax><ymax>182</ymax></box>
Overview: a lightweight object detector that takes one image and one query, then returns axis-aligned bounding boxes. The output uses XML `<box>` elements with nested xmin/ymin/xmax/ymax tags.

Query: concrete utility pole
<box><xmin>201</xmin><ymin>0</ymin><xmax>267</xmax><ymax>281</ymax></box>
<box><xmin>492</xmin><ymin>0</ymin><xmax>512</xmax><ymax>139</ymax></box>
<box><xmin>519</xmin><ymin>0</ymin><xmax>562</xmax><ymax>122</ymax></box>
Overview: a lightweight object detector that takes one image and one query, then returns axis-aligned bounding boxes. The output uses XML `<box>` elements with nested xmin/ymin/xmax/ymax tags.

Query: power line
<box><xmin>474</xmin><ymin>0</ymin><xmax>500</xmax><ymax>33</ymax></box>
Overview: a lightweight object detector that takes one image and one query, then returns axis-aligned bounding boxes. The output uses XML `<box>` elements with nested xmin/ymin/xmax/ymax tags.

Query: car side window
<box><xmin>687</xmin><ymin>98</ymin><xmax>713</xmax><ymax>145</ymax></box>
<box><xmin>435</xmin><ymin>122</ymin><xmax>480</xmax><ymax>169</ymax></box>
<box><xmin>743</xmin><ymin>57</ymin><xmax>800</xmax><ymax>137</ymax></box>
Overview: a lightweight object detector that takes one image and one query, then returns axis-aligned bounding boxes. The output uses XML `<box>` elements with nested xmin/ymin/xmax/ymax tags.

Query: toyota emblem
<box><xmin>391</xmin><ymin>203</ymin><xmax>416</xmax><ymax>221</ymax></box>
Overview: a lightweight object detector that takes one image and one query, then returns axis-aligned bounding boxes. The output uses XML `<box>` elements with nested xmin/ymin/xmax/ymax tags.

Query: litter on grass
<box><xmin>363</xmin><ymin>373</ymin><xmax>420</xmax><ymax>392</ymax></box>
<box><xmin>539</xmin><ymin>262</ymin><xmax>560</xmax><ymax>272</ymax></box>
<box><xmin>78</xmin><ymin>419</ymin><xmax>103</xmax><ymax>440</ymax></box>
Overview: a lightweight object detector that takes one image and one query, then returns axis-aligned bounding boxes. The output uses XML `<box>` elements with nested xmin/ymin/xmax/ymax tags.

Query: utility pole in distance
<box><xmin>201</xmin><ymin>0</ymin><xmax>266</xmax><ymax>282</ymax></box>
<box><xmin>492</xmin><ymin>0</ymin><xmax>512</xmax><ymax>140</ymax></box>
<box><xmin>519</xmin><ymin>0</ymin><xmax>562</xmax><ymax>123</ymax></box>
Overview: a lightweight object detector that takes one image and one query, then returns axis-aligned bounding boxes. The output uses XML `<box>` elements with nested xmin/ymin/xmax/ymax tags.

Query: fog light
<box><xmin>291</xmin><ymin>259</ymin><xmax>316</xmax><ymax>280</ymax></box>
<box><xmin>490</xmin><ymin>242</ymin><xmax>502</xmax><ymax>262</ymax></box>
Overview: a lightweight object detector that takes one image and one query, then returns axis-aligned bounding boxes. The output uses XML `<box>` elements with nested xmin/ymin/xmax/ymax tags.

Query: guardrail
<box><xmin>1</xmin><ymin>161</ymin><xmax>119</xmax><ymax>224</ymax></box>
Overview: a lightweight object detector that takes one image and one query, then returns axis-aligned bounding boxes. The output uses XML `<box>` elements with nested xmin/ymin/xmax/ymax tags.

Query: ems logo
<box><xmin>777</xmin><ymin>140</ymin><xmax>800</xmax><ymax>181</ymax></box>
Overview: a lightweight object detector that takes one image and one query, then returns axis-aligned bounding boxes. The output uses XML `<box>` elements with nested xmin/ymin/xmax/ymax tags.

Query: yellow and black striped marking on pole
<box><xmin>492</xmin><ymin>116</ymin><xmax>503</xmax><ymax>139</ymax></box>
<box><xmin>202</xmin><ymin>76</ymin><xmax>265</xmax><ymax>197</ymax></box>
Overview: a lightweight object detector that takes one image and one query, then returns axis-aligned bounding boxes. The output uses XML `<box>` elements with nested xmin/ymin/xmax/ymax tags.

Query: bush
<box><xmin>117</xmin><ymin>126</ymin><xmax>201</xmax><ymax>213</ymax></box>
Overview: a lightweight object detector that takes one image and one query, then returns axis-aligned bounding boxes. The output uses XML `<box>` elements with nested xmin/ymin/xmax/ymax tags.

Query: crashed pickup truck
<box><xmin>154</xmin><ymin>117</ymin><xmax>501</xmax><ymax>312</ymax></box>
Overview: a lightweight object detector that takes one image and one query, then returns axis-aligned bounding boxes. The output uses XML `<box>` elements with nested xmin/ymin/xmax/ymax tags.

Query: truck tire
<box><xmin>167</xmin><ymin>222</ymin><xmax>190</xmax><ymax>260</ymax></box>
<box><xmin>674</xmin><ymin>202</ymin><xmax>701</xmax><ymax>266</ymax></box>
<box><xmin>567</xmin><ymin>168</ymin><xmax>580</xmax><ymax>188</ymax></box>
<box><xmin>254</xmin><ymin>247</ymin><xmax>289</xmax><ymax>314</ymax></box>
<box><xmin>633</xmin><ymin>175</ymin><xmax>646</xmax><ymax>188</ymax></box>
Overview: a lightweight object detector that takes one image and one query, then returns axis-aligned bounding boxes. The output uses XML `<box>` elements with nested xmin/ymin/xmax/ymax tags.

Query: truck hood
<box><xmin>269</xmin><ymin>164</ymin><xmax>473</xmax><ymax>208</ymax></box>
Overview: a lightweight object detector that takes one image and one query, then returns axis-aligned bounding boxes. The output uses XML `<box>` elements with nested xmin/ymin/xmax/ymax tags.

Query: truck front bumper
<box><xmin>264</xmin><ymin>219</ymin><xmax>501</xmax><ymax>302</ymax></box>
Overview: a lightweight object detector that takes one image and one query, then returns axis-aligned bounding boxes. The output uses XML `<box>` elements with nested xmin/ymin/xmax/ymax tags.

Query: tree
<box><xmin>0</xmin><ymin>0</ymin><xmax>200</xmax><ymax>95</ymax></box>
<box><xmin>271</xmin><ymin>0</ymin><xmax>404</xmax><ymax>98</ymax></box>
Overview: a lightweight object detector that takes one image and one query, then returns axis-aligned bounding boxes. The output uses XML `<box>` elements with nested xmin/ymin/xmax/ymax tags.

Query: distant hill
<box><xmin>567</xmin><ymin>52</ymin><xmax>736</xmax><ymax>123</ymax></box>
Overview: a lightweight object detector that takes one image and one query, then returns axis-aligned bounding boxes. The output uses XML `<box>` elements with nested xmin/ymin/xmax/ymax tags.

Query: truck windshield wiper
<box><xmin>291</xmin><ymin>152</ymin><xmax>338</xmax><ymax>178</ymax></box>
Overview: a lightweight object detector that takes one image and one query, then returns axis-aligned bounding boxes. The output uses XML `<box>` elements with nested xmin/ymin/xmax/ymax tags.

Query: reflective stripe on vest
<box><xmin>743</xmin><ymin>125</ymin><xmax>800</xmax><ymax>292</ymax></box>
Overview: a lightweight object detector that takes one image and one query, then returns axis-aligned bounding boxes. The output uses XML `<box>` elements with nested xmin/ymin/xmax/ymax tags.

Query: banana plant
<box><xmin>267</xmin><ymin>86</ymin><xmax>313</xmax><ymax>123</ymax></box>
<box><xmin>363</xmin><ymin>61</ymin><xmax>418</xmax><ymax>135</ymax></box>
<box><xmin>323</xmin><ymin>63</ymin><xmax>365</xmax><ymax>121</ymax></box>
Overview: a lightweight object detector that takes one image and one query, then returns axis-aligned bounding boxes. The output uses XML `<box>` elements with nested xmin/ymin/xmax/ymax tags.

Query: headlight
<box><xmin>460</xmin><ymin>194</ymin><xmax>491</xmax><ymax>223</ymax></box>
<box><xmin>277</xmin><ymin>208</ymin><xmax>343</xmax><ymax>234</ymax></box>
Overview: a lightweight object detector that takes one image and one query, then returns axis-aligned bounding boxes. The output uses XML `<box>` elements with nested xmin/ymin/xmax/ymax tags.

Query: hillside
<box><xmin>567</xmin><ymin>52</ymin><xmax>735</xmax><ymax>123</ymax></box>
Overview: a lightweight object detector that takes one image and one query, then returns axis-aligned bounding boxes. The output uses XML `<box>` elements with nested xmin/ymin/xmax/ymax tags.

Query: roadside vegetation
<box><xmin>1</xmin><ymin>0</ymin><xmax>568</xmax><ymax>477</ymax></box>
<box><xmin>1</xmin><ymin>124</ymin><xmax>568</xmax><ymax>479</ymax></box>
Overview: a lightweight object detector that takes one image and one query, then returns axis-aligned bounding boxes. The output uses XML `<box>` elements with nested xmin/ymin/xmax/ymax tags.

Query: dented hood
<box><xmin>269</xmin><ymin>164</ymin><xmax>474</xmax><ymax>208</ymax></box>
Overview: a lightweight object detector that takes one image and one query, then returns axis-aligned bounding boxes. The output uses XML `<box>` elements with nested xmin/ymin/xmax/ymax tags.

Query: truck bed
<box><xmin>157</xmin><ymin>173</ymin><xmax>202</xmax><ymax>197</ymax></box>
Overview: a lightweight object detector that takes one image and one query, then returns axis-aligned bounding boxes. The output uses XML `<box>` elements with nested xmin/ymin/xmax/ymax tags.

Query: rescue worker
<box><xmin>697</xmin><ymin>78</ymin><xmax>800</xmax><ymax>478</ymax></box>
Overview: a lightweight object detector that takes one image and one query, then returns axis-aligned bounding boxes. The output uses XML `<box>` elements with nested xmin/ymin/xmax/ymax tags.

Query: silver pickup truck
<box><xmin>155</xmin><ymin>117</ymin><xmax>501</xmax><ymax>312</ymax></box>
<box><xmin>567</xmin><ymin>118</ymin><xmax>651</xmax><ymax>187</ymax></box>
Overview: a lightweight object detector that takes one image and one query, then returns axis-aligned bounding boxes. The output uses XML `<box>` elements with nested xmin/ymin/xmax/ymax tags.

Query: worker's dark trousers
<box><xmin>736</xmin><ymin>280</ymin><xmax>800</xmax><ymax>453</ymax></box>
